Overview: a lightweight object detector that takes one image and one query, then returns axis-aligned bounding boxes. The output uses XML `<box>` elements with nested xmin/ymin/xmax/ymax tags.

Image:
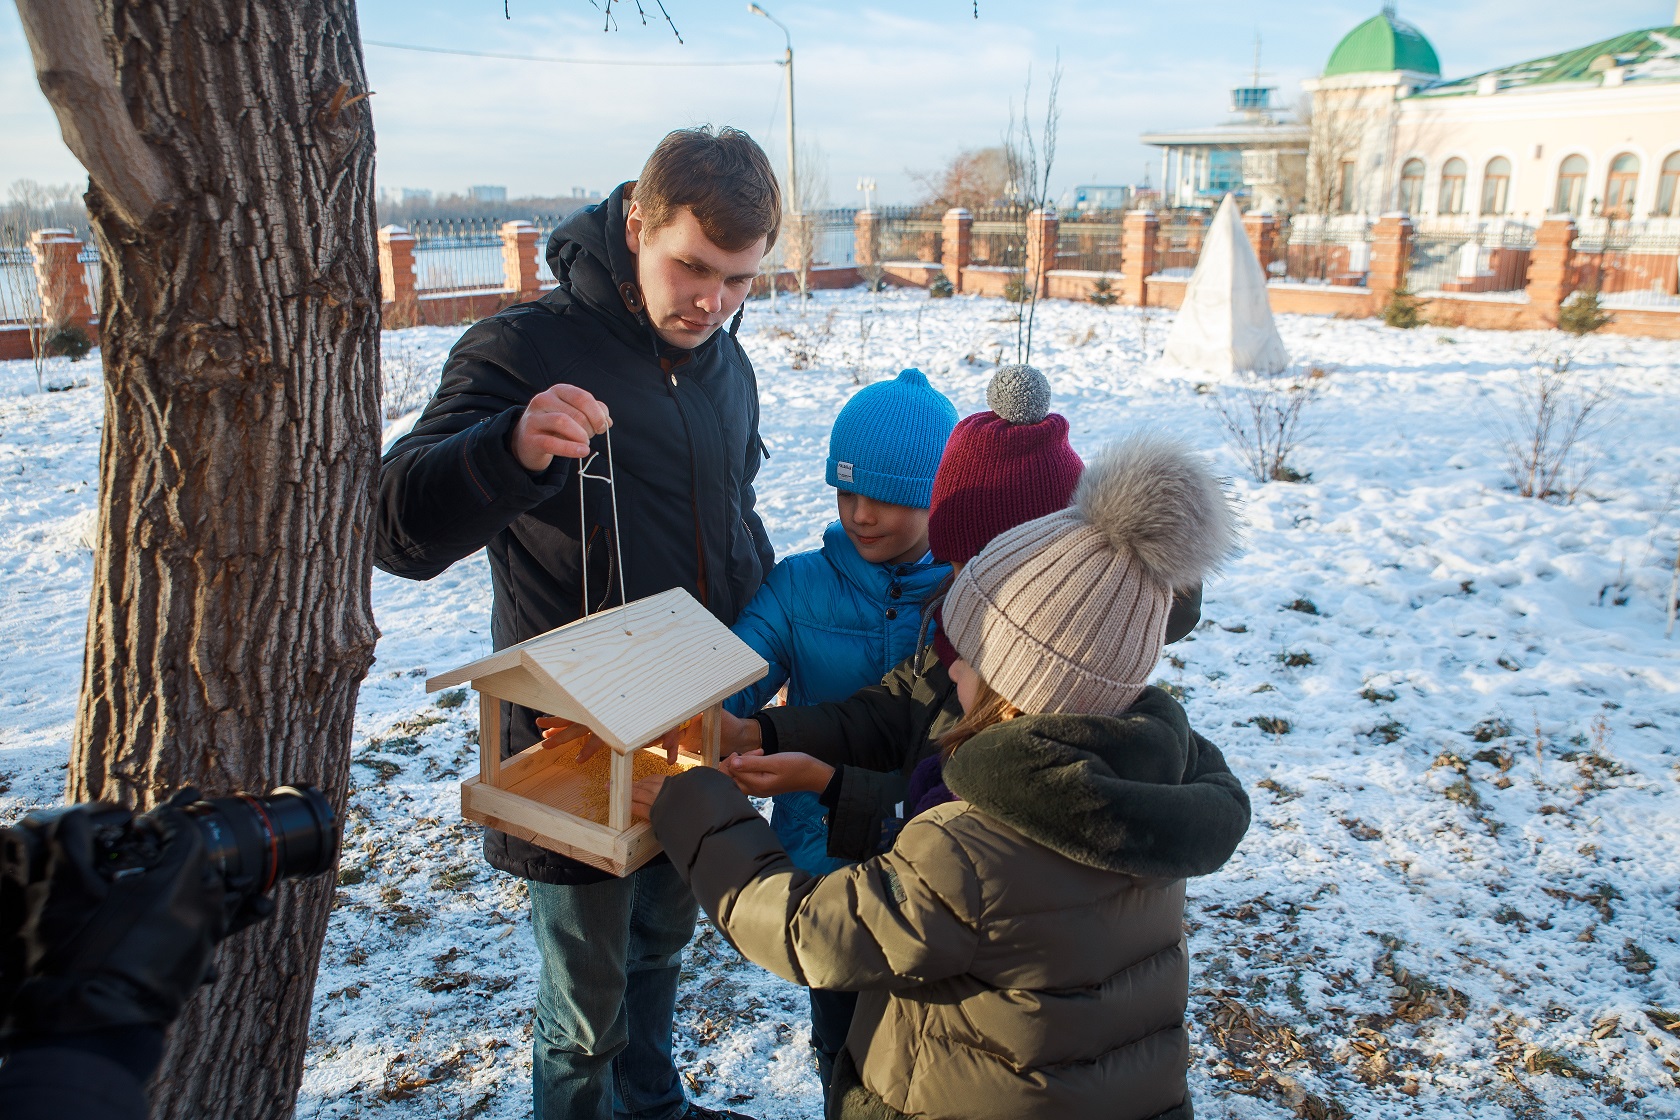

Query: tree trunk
<box><xmin>24</xmin><ymin>1</ymin><xmax>381</xmax><ymax>1116</ymax></box>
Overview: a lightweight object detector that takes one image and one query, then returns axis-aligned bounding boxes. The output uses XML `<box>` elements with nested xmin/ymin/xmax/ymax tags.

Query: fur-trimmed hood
<box><xmin>941</xmin><ymin>687</ymin><xmax>1250</xmax><ymax>879</ymax></box>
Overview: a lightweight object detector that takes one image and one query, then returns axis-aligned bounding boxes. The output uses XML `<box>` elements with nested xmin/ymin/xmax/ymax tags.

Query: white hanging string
<box><xmin>577</xmin><ymin>423</ymin><xmax>628</xmax><ymax>618</ymax></box>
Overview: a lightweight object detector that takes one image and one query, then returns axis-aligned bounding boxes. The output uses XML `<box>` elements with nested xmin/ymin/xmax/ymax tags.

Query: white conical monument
<box><xmin>1161</xmin><ymin>194</ymin><xmax>1289</xmax><ymax>375</ymax></box>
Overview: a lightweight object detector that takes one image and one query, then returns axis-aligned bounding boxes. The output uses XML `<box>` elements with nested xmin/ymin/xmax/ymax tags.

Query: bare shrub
<box><xmin>1214</xmin><ymin>367</ymin><xmax>1321</xmax><ymax>483</ymax></box>
<box><xmin>1498</xmin><ymin>346</ymin><xmax>1615</xmax><ymax>503</ymax></box>
<box><xmin>0</xmin><ymin>223</ymin><xmax>49</xmax><ymax>392</ymax></box>
<box><xmin>381</xmin><ymin>336</ymin><xmax>433</xmax><ymax>420</ymax></box>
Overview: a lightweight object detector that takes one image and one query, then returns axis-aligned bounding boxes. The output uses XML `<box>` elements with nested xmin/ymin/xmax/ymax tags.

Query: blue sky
<box><xmin>2</xmin><ymin>1</ymin><xmax>1670</xmax><ymax>206</ymax></box>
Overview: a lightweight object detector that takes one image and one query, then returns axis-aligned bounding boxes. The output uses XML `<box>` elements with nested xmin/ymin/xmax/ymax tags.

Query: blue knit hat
<box><xmin>826</xmin><ymin>368</ymin><xmax>958</xmax><ymax>509</ymax></box>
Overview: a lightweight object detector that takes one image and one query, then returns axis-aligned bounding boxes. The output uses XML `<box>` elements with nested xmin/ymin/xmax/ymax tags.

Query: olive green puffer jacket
<box><xmin>652</xmin><ymin>688</ymin><xmax>1250</xmax><ymax>1120</ymax></box>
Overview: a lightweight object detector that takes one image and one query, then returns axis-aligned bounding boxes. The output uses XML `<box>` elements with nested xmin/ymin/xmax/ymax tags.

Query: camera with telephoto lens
<box><xmin>81</xmin><ymin>786</ymin><xmax>338</xmax><ymax>929</ymax></box>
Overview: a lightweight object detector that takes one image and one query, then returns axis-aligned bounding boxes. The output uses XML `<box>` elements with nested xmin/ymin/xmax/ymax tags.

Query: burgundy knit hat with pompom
<box><xmin>926</xmin><ymin>365</ymin><xmax>1084</xmax><ymax>567</ymax></box>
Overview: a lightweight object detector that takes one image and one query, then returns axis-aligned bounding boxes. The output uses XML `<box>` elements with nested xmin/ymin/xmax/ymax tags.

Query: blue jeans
<box><xmin>529</xmin><ymin>864</ymin><xmax>699</xmax><ymax>1120</ymax></box>
<box><xmin>809</xmin><ymin>987</ymin><xmax>859</xmax><ymax>1095</ymax></box>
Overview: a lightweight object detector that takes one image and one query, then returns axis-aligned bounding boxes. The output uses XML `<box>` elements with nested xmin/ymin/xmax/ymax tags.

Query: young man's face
<box><xmin>625</xmin><ymin>203</ymin><xmax>766</xmax><ymax>350</ymax></box>
<box><xmin>837</xmin><ymin>491</ymin><xmax>931</xmax><ymax>567</ymax></box>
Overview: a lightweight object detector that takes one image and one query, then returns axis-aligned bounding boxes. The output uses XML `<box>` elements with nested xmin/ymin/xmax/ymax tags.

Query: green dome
<box><xmin>1324</xmin><ymin>10</ymin><xmax>1441</xmax><ymax>77</ymax></box>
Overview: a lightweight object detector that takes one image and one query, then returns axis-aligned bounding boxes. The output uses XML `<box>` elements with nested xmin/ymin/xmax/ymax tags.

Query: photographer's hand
<box><xmin>0</xmin><ymin>800</ymin><xmax>224</xmax><ymax>1046</ymax></box>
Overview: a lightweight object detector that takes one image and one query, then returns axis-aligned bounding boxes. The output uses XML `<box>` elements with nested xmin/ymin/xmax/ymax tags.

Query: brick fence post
<box><xmin>1025</xmin><ymin>207</ymin><xmax>1059</xmax><ymax>297</ymax></box>
<box><xmin>1367</xmin><ymin>213</ymin><xmax>1413</xmax><ymax>304</ymax></box>
<box><xmin>378</xmin><ymin>225</ymin><xmax>416</xmax><ymax>310</ymax></box>
<box><xmin>854</xmin><ymin>210</ymin><xmax>878</xmax><ymax>267</ymax></box>
<box><xmin>501</xmin><ymin>220</ymin><xmax>542</xmax><ymax>298</ymax></box>
<box><xmin>1243</xmin><ymin>212</ymin><xmax>1278</xmax><ymax>275</ymax></box>
<box><xmin>29</xmin><ymin>228</ymin><xmax>92</xmax><ymax>328</ymax></box>
<box><xmin>1525</xmin><ymin>217</ymin><xmax>1577</xmax><ymax>325</ymax></box>
<box><xmin>941</xmin><ymin>208</ymin><xmax>971</xmax><ymax>292</ymax></box>
<box><xmin>1120</xmin><ymin>210</ymin><xmax>1159</xmax><ymax>306</ymax></box>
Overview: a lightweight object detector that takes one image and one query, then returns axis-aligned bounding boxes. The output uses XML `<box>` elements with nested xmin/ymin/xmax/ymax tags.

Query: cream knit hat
<box><xmin>942</xmin><ymin>431</ymin><xmax>1238</xmax><ymax>715</ymax></box>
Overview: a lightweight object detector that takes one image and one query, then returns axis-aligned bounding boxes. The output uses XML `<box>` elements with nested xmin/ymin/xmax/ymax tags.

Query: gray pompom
<box><xmin>1074</xmin><ymin>431</ymin><xmax>1241</xmax><ymax>589</ymax></box>
<box><xmin>987</xmin><ymin>364</ymin><xmax>1052</xmax><ymax>425</ymax></box>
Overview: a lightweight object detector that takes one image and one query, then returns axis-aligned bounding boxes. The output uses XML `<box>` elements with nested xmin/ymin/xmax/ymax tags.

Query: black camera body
<box><xmin>97</xmin><ymin>786</ymin><xmax>337</xmax><ymax>909</ymax></box>
<box><xmin>10</xmin><ymin>786</ymin><xmax>338</xmax><ymax>937</ymax></box>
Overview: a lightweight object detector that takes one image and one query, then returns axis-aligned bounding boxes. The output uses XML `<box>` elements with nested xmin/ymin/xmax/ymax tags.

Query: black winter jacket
<box><xmin>375</xmin><ymin>182</ymin><xmax>775</xmax><ymax>884</ymax></box>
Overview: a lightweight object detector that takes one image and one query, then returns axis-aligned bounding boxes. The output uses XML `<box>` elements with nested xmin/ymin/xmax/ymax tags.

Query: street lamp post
<box><xmin>749</xmin><ymin>3</ymin><xmax>796</xmax><ymax>301</ymax></box>
<box><xmin>749</xmin><ymin>4</ymin><xmax>795</xmax><ymax>217</ymax></box>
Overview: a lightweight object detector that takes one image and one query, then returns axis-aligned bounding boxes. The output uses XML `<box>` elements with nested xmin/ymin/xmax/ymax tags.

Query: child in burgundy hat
<box><xmin>718</xmin><ymin>365</ymin><xmax>1202</xmax><ymax>861</ymax></box>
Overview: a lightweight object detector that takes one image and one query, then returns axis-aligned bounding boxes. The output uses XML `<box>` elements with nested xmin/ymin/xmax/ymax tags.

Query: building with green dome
<box><xmin>1323</xmin><ymin>8</ymin><xmax>1440</xmax><ymax>79</ymax></box>
<box><xmin>1143</xmin><ymin>4</ymin><xmax>1680</xmax><ymax>235</ymax></box>
<box><xmin>1302</xmin><ymin>4</ymin><xmax>1680</xmax><ymax>227</ymax></box>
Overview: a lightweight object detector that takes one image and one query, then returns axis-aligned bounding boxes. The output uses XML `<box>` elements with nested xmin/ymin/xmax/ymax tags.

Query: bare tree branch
<box><xmin>16</xmin><ymin>0</ymin><xmax>171</xmax><ymax>228</ymax></box>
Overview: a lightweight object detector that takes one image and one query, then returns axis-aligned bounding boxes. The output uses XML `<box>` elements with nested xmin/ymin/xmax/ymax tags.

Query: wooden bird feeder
<box><xmin>427</xmin><ymin>587</ymin><xmax>767</xmax><ymax>877</ymax></box>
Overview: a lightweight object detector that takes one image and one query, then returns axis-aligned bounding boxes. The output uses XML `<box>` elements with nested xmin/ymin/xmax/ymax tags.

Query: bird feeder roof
<box><xmin>427</xmin><ymin>588</ymin><xmax>766</xmax><ymax>754</ymax></box>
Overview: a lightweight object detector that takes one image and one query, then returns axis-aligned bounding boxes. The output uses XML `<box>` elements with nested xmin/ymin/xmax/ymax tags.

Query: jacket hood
<box><xmin>942</xmin><ymin>687</ymin><xmax>1244</xmax><ymax>879</ymax></box>
<box><xmin>547</xmin><ymin>183</ymin><xmax>637</xmax><ymax>307</ymax></box>
<box><xmin>820</xmin><ymin>521</ymin><xmax>948</xmax><ymax>603</ymax></box>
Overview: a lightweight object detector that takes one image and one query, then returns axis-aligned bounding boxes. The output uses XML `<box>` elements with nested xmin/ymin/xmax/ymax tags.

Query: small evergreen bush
<box><xmin>1558</xmin><ymin>287</ymin><xmax>1612</xmax><ymax>336</ymax></box>
<box><xmin>45</xmin><ymin>323</ymin><xmax>93</xmax><ymax>361</ymax></box>
<box><xmin>1088</xmin><ymin>275</ymin><xmax>1118</xmax><ymax>306</ymax></box>
<box><xmin>928</xmin><ymin>273</ymin><xmax>954</xmax><ymax>299</ymax></box>
<box><xmin>1381</xmin><ymin>287</ymin><xmax>1425</xmax><ymax>329</ymax></box>
<box><xmin>1003</xmin><ymin>275</ymin><xmax>1029</xmax><ymax>303</ymax></box>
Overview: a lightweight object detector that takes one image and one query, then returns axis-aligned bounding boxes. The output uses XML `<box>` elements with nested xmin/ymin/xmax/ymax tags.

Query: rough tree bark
<box><xmin>18</xmin><ymin>1</ymin><xmax>381</xmax><ymax>1116</ymax></box>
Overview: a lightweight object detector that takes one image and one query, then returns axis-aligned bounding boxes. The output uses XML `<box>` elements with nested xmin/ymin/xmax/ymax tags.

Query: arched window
<box><xmin>1604</xmin><ymin>153</ymin><xmax>1639</xmax><ymax>218</ymax></box>
<box><xmin>1337</xmin><ymin>160</ymin><xmax>1357</xmax><ymax>214</ymax></box>
<box><xmin>1658</xmin><ymin>151</ymin><xmax>1680</xmax><ymax>217</ymax></box>
<box><xmin>1554</xmin><ymin>155</ymin><xmax>1588</xmax><ymax>215</ymax></box>
<box><xmin>1480</xmin><ymin>157</ymin><xmax>1511</xmax><ymax>215</ymax></box>
<box><xmin>1438</xmin><ymin>158</ymin><xmax>1467</xmax><ymax>214</ymax></box>
<box><xmin>1399</xmin><ymin>159</ymin><xmax>1426</xmax><ymax>214</ymax></box>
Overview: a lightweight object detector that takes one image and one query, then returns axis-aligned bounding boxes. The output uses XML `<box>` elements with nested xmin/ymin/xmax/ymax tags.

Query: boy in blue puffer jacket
<box><xmin>722</xmin><ymin>366</ymin><xmax>957</xmax><ymax>1093</ymax></box>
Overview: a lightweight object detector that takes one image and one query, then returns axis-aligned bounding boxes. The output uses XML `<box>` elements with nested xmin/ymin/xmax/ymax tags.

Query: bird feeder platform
<box><xmin>427</xmin><ymin>587</ymin><xmax>767</xmax><ymax>876</ymax></box>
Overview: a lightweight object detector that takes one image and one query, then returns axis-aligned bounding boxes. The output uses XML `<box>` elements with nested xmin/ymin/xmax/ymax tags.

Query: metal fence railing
<box><xmin>79</xmin><ymin>244</ymin><xmax>102</xmax><ymax>318</ymax></box>
<box><xmin>969</xmin><ymin>206</ymin><xmax>1028</xmax><ymax>271</ymax></box>
<box><xmin>0</xmin><ymin>247</ymin><xmax>39</xmax><ymax>322</ymax></box>
<box><xmin>807</xmin><ymin>208</ymin><xmax>857</xmax><ymax>267</ymax></box>
<box><xmin>1155</xmin><ymin>214</ymin><xmax>1204</xmax><ymax>275</ymax></box>
<box><xmin>409</xmin><ymin>219</ymin><xmax>505</xmax><ymax>293</ymax></box>
<box><xmin>1277</xmin><ymin>216</ymin><xmax>1371</xmax><ymax>285</ymax></box>
<box><xmin>1054</xmin><ymin>216</ymin><xmax>1124</xmax><ymax>273</ymax></box>
<box><xmin>1571</xmin><ymin>220</ymin><xmax>1680</xmax><ymax>308</ymax></box>
<box><xmin>1407</xmin><ymin>220</ymin><xmax>1534</xmax><ymax>294</ymax></box>
<box><xmin>870</xmin><ymin>206</ymin><xmax>943</xmax><ymax>265</ymax></box>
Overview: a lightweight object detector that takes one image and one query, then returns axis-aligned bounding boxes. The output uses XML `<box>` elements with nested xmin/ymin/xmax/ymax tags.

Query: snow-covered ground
<box><xmin>3</xmin><ymin>289</ymin><xmax>1678</xmax><ymax>1118</ymax></box>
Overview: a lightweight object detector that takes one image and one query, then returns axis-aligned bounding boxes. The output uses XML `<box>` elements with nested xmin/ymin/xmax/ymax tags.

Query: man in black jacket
<box><xmin>376</xmin><ymin>127</ymin><xmax>777</xmax><ymax>1120</ymax></box>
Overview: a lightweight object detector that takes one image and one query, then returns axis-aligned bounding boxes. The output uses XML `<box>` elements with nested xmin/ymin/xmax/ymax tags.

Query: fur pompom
<box><xmin>1073</xmin><ymin>432</ymin><xmax>1239</xmax><ymax>588</ymax></box>
<box><xmin>987</xmin><ymin>364</ymin><xmax>1052</xmax><ymax>425</ymax></box>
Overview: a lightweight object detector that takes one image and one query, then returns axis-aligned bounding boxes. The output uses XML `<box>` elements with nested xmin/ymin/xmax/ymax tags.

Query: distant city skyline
<box><xmin>2</xmin><ymin>0</ymin><xmax>1671</xmax><ymax>206</ymax></box>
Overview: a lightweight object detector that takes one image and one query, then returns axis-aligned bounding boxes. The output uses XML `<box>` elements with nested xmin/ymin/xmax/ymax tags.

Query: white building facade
<box><xmin>1306</xmin><ymin>9</ymin><xmax>1680</xmax><ymax>226</ymax></box>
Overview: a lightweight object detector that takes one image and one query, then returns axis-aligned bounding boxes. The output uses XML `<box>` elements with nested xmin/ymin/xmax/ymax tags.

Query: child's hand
<box><xmin>536</xmin><ymin>717</ymin><xmax>681</xmax><ymax>765</ymax></box>
<box><xmin>631</xmin><ymin>775</ymin><xmax>666</xmax><ymax>821</ymax></box>
<box><xmin>724</xmin><ymin>751</ymin><xmax>835</xmax><ymax>797</ymax></box>
<box><xmin>717</xmin><ymin>710</ymin><xmax>761</xmax><ymax>757</ymax></box>
<box><xmin>535</xmin><ymin>716</ymin><xmax>608</xmax><ymax>764</ymax></box>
